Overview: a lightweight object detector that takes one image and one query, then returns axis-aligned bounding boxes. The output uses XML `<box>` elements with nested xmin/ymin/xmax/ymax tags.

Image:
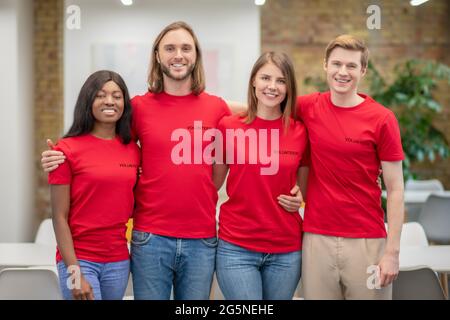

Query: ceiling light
<box><xmin>121</xmin><ymin>0</ymin><xmax>133</xmax><ymax>6</ymax></box>
<box><xmin>255</xmin><ymin>0</ymin><xmax>266</xmax><ymax>6</ymax></box>
<box><xmin>410</xmin><ymin>0</ymin><xmax>430</xmax><ymax>6</ymax></box>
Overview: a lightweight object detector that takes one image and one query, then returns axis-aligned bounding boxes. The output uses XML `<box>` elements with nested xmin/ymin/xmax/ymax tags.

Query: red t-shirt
<box><xmin>131</xmin><ymin>91</ymin><xmax>231</xmax><ymax>238</ymax></box>
<box><xmin>218</xmin><ymin>115</ymin><xmax>308</xmax><ymax>253</ymax></box>
<box><xmin>297</xmin><ymin>92</ymin><xmax>404</xmax><ymax>238</ymax></box>
<box><xmin>48</xmin><ymin>135</ymin><xmax>140</xmax><ymax>263</ymax></box>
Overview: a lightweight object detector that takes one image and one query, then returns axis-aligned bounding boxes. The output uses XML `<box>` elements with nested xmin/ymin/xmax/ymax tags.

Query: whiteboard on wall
<box><xmin>91</xmin><ymin>43</ymin><xmax>150</xmax><ymax>97</ymax></box>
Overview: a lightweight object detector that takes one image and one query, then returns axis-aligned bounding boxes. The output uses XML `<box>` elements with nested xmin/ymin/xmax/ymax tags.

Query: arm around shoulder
<box><xmin>42</xmin><ymin>139</ymin><xmax>66</xmax><ymax>172</ymax></box>
<box><xmin>225</xmin><ymin>100</ymin><xmax>247</xmax><ymax>115</ymax></box>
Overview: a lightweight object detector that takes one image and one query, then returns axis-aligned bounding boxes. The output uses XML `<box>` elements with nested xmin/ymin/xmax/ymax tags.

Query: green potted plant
<box><xmin>367</xmin><ymin>59</ymin><xmax>450</xmax><ymax>181</ymax></box>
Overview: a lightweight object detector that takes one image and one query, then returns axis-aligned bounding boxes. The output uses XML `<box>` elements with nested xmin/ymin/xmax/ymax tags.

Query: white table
<box><xmin>382</xmin><ymin>190</ymin><xmax>450</xmax><ymax>204</ymax></box>
<box><xmin>400</xmin><ymin>245</ymin><xmax>450</xmax><ymax>272</ymax></box>
<box><xmin>0</xmin><ymin>243</ymin><xmax>55</xmax><ymax>268</ymax></box>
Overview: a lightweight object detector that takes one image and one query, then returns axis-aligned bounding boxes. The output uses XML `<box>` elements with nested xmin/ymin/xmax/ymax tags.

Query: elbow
<box><xmin>52</xmin><ymin>214</ymin><xmax>68</xmax><ymax>228</ymax></box>
<box><xmin>385</xmin><ymin>185</ymin><xmax>404</xmax><ymax>203</ymax></box>
<box><xmin>386</xmin><ymin>183</ymin><xmax>404</xmax><ymax>195</ymax></box>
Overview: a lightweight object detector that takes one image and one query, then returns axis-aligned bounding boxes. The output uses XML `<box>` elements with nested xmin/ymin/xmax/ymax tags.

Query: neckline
<box><xmin>326</xmin><ymin>91</ymin><xmax>368</xmax><ymax>111</ymax></box>
<box><xmin>88</xmin><ymin>133</ymin><xmax>118</xmax><ymax>142</ymax></box>
<box><xmin>159</xmin><ymin>91</ymin><xmax>196</xmax><ymax>99</ymax></box>
<box><xmin>255</xmin><ymin>115</ymin><xmax>283</xmax><ymax>122</ymax></box>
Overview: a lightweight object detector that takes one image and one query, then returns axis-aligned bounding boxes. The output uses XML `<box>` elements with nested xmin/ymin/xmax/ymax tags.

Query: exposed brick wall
<box><xmin>34</xmin><ymin>0</ymin><xmax>64</xmax><ymax>219</ymax></box>
<box><xmin>32</xmin><ymin>0</ymin><xmax>450</xmax><ymax>221</ymax></box>
<box><xmin>261</xmin><ymin>0</ymin><xmax>450</xmax><ymax>187</ymax></box>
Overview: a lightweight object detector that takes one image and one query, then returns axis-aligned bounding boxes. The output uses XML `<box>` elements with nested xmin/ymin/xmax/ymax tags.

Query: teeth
<box><xmin>101</xmin><ymin>109</ymin><xmax>116</xmax><ymax>114</ymax></box>
<box><xmin>264</xmin><ymin>92</ymin><xmax>277</xmax><ymax>97</ymax></box>
<box><xmin>336</xmin><ymin>79</ymin><xmax>350</xmax><ymax>83</ymax></box>
<box><xmin>172</xmin><ymin>64</ymin><xmax>184</xmax><ymax>67</ymax></box>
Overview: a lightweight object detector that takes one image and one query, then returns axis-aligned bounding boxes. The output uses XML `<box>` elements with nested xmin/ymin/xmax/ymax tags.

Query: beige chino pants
<box><xmin>301</xmin><ymin>232</ymin><xmax>392</xmax><ymax>300</ymax></box>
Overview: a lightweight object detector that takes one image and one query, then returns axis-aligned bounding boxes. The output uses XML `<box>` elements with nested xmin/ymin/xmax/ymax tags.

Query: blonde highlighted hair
<box><xmin>147</xmin><ymin>21</ymin><xmax>205</xmax><ymax>95</ymax></box>
<box><xmin>245</xmin><ymin>52</ymin><xmax>297</xmax><ymax>131</ymax></box>
<box><xmin>325</xmin><ymin>34</ymin><xmax>369</xmax><ymax>70</ymax></box>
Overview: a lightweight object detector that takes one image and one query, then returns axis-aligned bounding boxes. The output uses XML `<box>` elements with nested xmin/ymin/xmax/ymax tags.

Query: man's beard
<box><xmin>160</xmin><ymin>63</ymin><xmax>195</xmax><ymax>81</ymax></box>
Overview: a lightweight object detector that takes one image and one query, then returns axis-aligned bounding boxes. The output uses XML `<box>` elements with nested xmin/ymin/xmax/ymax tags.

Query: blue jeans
<box><xmin>57</xmin><ymin>259</ymin><xmax>130</xmax><ymax>300</ymax></box>
<box><xmin>216</xmin><ymin>239</ymin><xmax>301</xmax><ymax>300</ymax></box>
<box><xmin>130</xmin><ymin>230</ymin><xmax>217</xmax><ymax>300</ymax></box>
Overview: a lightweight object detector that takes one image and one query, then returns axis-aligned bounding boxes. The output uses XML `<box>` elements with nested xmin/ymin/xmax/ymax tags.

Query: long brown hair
<box><xmin>245</xmin><ymin>52</ymin><xmax>297</xmax><ymax>131</ymax></box>
<box><xmin>147</xmin><ymin>21</ymin><xmax>205</xmax><ymax>95</ymax></box>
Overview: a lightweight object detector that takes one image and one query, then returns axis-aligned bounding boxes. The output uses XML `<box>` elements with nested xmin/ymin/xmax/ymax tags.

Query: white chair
<box><xmin>35</xmin><ymin>219</ymin><xmax>57</xmax><ymax>246</ymax></box>
<box><xmin>386</xmin><ymin>222</ymin><xmax>429</xmax><ymax>247</ymax></box>
<box><xmin>400</xmin><ymin>222</ymin><xmax>429</xmax><ymax>247</ymax></box>
<box><xmin>405</xmin><ymin>179</ymin><xmax>444</xmax><ymax>192</ymax></box>
<box><xmin>0</xmin><ymin>267</ymin><xmax>62</xmax><ymax>300</ymax></box>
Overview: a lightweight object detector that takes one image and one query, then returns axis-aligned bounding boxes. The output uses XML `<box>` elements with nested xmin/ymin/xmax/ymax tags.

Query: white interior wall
<box><xmin>0</xmin><ymin>0</ymin><xmax>34</xmax><ymax>241</ymax></box>
<box><xmin>0</xmin><ymin>0</ymin><xmax>259</xmax><ymax>241</ymax></box>
<box><xmin>64</xmin><ymin>0</ymin><xmax>260</xmax><ymax>131</ymax></box>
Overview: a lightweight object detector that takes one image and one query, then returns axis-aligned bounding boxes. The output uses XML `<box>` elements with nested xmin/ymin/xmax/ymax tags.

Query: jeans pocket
<box><xmin>131</xmin><ymin>230</ymin><xmax>153</xmax><ymax>246</ymax></box>
<box><xmin>201</xmin><ymin>236</ymin><xmax>218</xmax><ymax>248</ymax></box>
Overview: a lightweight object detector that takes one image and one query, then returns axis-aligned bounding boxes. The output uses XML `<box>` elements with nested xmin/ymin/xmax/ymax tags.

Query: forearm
<box><xmin>385</xmin><ymin>188</ymin><xmax>404</xmax><ymax>254</ymax></box>
<box><xmin>53</xmin><ymin>218</ymin><xmax>79</xmax><ymax>266</ymax></box>
<box><xmin>51</xmin><ymin>185</ymin><xmax>79</xmax><ymax>267</ymax></box>
<box><xmin>52</xmin><ymin>216</ymin><xmax>79</xmax><ymax>267</ymax></box>
<box><xmin>378</xmin><ymin>161</ymin><xmax>404</xmax><ymax>285</ymax></box>
<box><xmin>380</xmin><ymin>161</ymin><xmax>404</xmax><ymax>255</ymax></box>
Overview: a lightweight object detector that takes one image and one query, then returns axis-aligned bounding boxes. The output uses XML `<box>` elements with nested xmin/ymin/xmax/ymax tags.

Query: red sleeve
<box><xmin>296</xmin><ymin>92</ymin><xmax>320</xmax><ymax>121</ymax></box>
<box><xmin>376</xmin><ymin>111</ymin><xmax>404</xmax><ymax>161</ymax></box>
<box><xmin>48</xmin><ymin>140</ymin><xmax>72</xmax><ymax>185</ymax></box>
